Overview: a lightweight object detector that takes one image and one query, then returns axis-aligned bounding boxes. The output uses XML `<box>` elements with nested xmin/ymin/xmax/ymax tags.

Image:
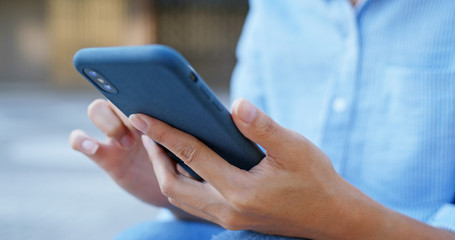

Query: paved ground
<box><xmin>0</xmin><ymin>87</ymin><xmax>228</xmax><ymax>240</ymax></box>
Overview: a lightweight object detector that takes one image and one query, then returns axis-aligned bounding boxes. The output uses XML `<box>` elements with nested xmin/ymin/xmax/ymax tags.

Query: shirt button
<box><xmin>332</xmin><ymin>98</ymin><xmax>347</xmax><ymax>113</ymax></box>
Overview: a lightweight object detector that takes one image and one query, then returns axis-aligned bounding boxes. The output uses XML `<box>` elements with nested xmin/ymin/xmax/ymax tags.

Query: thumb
<box><xmin>231</xmin><ymin>98</ymin><xmax>292</xmax><ymax>155</ymax></box>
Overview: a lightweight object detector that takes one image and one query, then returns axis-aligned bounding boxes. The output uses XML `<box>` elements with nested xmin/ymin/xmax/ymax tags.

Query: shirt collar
<box><xmin>354</xmin><ymin>0</ymin><xmax>367</xmax><ymax>12</ymax></box>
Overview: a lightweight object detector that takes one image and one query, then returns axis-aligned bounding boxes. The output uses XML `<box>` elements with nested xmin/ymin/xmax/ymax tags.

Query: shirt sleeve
<box><xmin>427</xmin><ymin>203</ymin><xmax>455</xmax><ymax>233</ymax></box>
<box><xmin>230</xmin><ymin>0</ymin><xmax>267</xmax><ymax>112</ymax></box>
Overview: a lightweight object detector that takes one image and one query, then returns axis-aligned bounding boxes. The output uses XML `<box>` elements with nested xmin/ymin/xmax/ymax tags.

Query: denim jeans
<box><xmin>113</xmin><ymin>220</ymin><xmax>305</xmax><ymax>240</ymax></box>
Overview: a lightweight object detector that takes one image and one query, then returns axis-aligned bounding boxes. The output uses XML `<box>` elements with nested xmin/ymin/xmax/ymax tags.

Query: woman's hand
<box><xmin>129</xmin><ymin>98</ymin><xmax>354</xmax><ymax>239</ymax></box>
<box><xmin>69</xmin><ymin>99</ymin><xmax>169</xmax><ymax>207</ymax></box>
<box><xmin>130</xmin><ymin>98</ymin><xmax>455</xmax><ymax>240</ymax></box>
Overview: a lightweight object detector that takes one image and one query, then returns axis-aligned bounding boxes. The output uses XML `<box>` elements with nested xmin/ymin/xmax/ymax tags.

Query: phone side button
<box><xmin>211</xmin><ymin>100</ymin><xmax>223</xmax><ymax>111</ymax></box>
<box><xmin>200</xmin><ymin>86</ymin><xmax>211</xmax><ymax>100</ymax></box>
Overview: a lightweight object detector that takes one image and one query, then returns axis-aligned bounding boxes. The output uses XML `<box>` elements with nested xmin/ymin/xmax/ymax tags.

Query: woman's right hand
<box><xmin>69</xmin><ymin>99</ymin><xmax>170</xmax><ymax>207</ymax></box>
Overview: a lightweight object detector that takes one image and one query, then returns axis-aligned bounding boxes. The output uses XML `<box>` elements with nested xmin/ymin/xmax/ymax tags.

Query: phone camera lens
<box><xmin>83</xmin><ymin>68</ymin><xmax>118</xmax><ymax>94</ymax></box>
<box><xmin>87</xmin><ymin>70</ymin><xmax>98</xmax><ymax>78</ymax></box>
<box><xmin>103</xmin><ymin>84</ymin><xmax>112</xmax><ymax>91</ymax></box>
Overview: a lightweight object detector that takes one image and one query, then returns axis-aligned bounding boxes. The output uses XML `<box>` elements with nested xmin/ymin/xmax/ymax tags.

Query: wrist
<box><xmin>318</xmin><ymin>177</ymin><xmax>391</xmax><ymax>240</ymax></box>
<box><xmin>317</xmin><ymin>177</ymin><xmax>455</xmax><ymax>240</ymax></box>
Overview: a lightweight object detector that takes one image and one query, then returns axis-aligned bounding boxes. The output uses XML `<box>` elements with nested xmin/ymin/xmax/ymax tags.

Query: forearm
<box><xmin>380</xmin><ymin>211</ymin><xmax>455</xmax><ymax>240</ymax></box>
<box><xmin>323</xmin><ymin>178</ymin><xmax>455</xmax><ymax>240</ymax></box>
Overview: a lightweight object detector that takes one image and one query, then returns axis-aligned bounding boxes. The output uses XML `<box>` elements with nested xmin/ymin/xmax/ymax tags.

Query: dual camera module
<box><xmin>83</xmin><ymin>69</ymin><xmax>118</xmax><ymax>94</ymax></box>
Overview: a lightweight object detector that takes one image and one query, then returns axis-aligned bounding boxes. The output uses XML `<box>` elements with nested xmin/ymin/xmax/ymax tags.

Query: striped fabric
<box><xmin>231</xmin><ymin>0</ymin><xmax>455</xmax><ymax>231</ymax></box>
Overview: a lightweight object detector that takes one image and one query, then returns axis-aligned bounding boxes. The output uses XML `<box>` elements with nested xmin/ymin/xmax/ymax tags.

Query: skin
<box><xmin>69</xmin><ymin>99</ymin><xmax>197</xmax><ymax>219</ymax></box>
<box><xmin>70</xmin><ymin>98</ymin><xmax>455</xmax><ymax>239</ymax></box>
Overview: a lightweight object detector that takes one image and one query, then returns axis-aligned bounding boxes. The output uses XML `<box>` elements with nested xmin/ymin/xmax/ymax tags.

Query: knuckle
<box><xmin>160</xmin><ymin>183</ymin><xmax>175</xmax><ymax>198</ymax></box>
<box><xmin>256</xmin><ymin>118</ymin><xmax>279</xmax><ymax>140</ymax></box>
<box><xmin>175</xmin><ymin>143</ymin><xmax>198</xmax><ymax>165</ymax></box>
<box><xmin>149</xmin><ymin>129</ymin><xmax>167</xmax><ymax>144</ymax></box>
<box><xmin>167</xmin><ymin>197</ymin><xmax>179</xmax><ymax>206</ymax></box>
<box><xmin>228</xmin><ymin>190</ymin><xmax>257</xmax><ymax>213</ymax></box>
<box><xmin>159</xmin><ymin>176</ymin><xmax>177</xmax><ymax>198</ymax></box>
<box><xmin>220</xmin><ymin>212</ymin><xmax>243</xmax><ymax>230</ymax></box>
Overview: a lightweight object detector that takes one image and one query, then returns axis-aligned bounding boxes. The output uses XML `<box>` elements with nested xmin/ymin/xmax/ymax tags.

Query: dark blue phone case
<box><xmin>73</xmin><ymin>45</ymin><xmax>265</xmax><ymax>179</ymax></box>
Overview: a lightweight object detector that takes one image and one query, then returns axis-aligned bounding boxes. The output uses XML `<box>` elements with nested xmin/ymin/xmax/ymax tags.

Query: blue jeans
<box><xmin>113</xmin><ymin>220</ymin><xmax>305</xmax><ymax>240</ymax></box>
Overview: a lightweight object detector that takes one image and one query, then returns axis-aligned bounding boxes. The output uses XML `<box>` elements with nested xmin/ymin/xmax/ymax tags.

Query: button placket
<box><xmin>332</xmin><ymin>97</ymin><xmax>348</xmax><ymax>113</ymax></box>
<box><xmin>320</xmin><ymin>0</ymin><xmax>360</xmax><ymax>176</ymax></box>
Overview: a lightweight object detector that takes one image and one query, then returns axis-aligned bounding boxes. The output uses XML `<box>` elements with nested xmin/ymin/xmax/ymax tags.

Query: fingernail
<box><xmin>120</xmin><ymin>134</ymin><xmax>134</xmax><ymax>149</ymax></box>
<box><xmin>81</xmin><ymin>139</ymin><xmax>99</xmax><ymax>155</ymax></box>
<box><xmin>141</xmin><ymin>135</ymin><xmax>155</xmax><ymax>152</ymax></box>
<box><xmin>129</xmin><ymin>114</ymin><xmax>148</xmax><ymax>133</ymax></box>
<box><xmin>235</xmin><ymin>99</ymin><xmax>257</xmax><ymax>124</ymax></box>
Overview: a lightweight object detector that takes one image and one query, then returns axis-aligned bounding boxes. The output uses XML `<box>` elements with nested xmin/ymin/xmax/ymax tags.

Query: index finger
<box><xmin>129</xmin><ymin>113</ymin><xmax>249</xmax><ymax>193</ymax></box>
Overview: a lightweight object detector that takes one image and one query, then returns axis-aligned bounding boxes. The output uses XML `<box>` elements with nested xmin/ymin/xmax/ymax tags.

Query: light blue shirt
<box><xmin>231</xmin><ymin>0</ymin><xmax>455</xmax><ymax>232</ymax></box>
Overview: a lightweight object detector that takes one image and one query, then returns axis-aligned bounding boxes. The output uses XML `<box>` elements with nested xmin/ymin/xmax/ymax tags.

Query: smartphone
<box><xmin>73</xmin><ymin>45</ymin><xmax>265</xmax><ymax>179</ymax></box>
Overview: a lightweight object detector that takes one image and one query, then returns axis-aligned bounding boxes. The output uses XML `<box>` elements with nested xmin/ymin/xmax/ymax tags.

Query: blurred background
<box><xmin>0</xmin><ymin>0</ymin><xmax>248</xmax><ymax>239</ymax></box>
